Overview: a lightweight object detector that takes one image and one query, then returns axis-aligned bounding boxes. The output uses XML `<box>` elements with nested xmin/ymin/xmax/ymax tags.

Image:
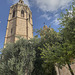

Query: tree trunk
<box><xmin>67</xmin><ymin>63</ymin><xmax>74</xmax><ymax>75</ymax></box>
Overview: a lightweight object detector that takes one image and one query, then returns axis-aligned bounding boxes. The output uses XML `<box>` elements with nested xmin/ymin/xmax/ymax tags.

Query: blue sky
<box><xmin>0</xmin><ymin>0</ymin><xmax>73</xmax><ymax>48</ymax></box>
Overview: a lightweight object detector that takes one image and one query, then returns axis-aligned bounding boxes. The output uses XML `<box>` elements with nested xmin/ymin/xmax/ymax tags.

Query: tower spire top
<box><xmin>19</xmin><ymin>0</ymin><xmax>24</xmax><ymax>4</ymax></box>
<box><xmin>19</xmin><ymin>0</ymin><xmax>23</xmax><ymax>1</ymax></box>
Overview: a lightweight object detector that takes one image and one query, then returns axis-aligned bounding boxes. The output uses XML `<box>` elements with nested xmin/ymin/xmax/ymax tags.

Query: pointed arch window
<box><xmin>12</xmin><ymin>10</ymin><xmax>15</xmax><ymax>18</ymax></box>
<box><xmin>21</xmin><ymin>10</ymin><xmax>24</xmax><ymax>17</ymax></box>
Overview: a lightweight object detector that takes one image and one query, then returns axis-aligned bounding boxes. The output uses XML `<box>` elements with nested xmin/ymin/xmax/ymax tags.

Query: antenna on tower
<box><xmin>44</xmin><ymin>22</ymin><xmax>45</xmax><ymax>26</ymax></box>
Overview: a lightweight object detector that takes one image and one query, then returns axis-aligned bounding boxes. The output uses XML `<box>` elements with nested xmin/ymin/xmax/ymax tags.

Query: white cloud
<box><xmin>54</xmin><ymin>14</ymin><xmax>59</xmax><ymax>17</ymax></box>
<box><xmin>8</xmin><ymin>0</ymin><xmax>72</xmax><ymax>11</ymax></box>
<box><xmin>68</xmin><ymin>10</ymin><xmax>73</xmax><ymax>13</ymax></box>
<box><xmin>68</xmin><ymin>10</ymin><xmax>73</xmax><ymax>18</ymax></box>
<box><xmin>51</xmin><ymin>18</ymin><xmax>59</xmax><ymax>25</ymax></box>
<box><xmin>54</xmin><ymin>18</ymin><xmax>59</xmax><ymax>25</ymax></box>
<box><xmin>41</xmin><ymin>14</ymin><xmax>51</xmax><ymax>20</ymax></box>
<box><xmin>35</xmin><ymin>0</ymin><xmax>72</xmax><ymax>12</ymax></box>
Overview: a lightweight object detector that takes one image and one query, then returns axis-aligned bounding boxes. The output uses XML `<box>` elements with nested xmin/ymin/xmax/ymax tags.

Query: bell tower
<box><xmin>4</xmin><ymin>0</ymin><xmax>33</xmax><ymax>44</ymax></box>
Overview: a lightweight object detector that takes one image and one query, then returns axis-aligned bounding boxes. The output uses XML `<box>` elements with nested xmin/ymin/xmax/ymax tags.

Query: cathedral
<box><xmin>4</xmin><ymin>0</ymin><xmax>33</xmax><ymax>45</ymax></box>
<box><xmin>4</xmin><ymin>0</ymin><xmax>75</xmax><ymax>75</ymax></box>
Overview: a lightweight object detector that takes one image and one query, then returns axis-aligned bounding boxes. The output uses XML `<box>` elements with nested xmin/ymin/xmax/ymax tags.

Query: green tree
<box><xmin>58</xmin><ymin>1</ymin><xmax>75</xmax><ymax>75</ymax></box>
<box><xmin>39</xmin><ymin>1</ymin><xmax>75</xmax><ymax>75</ymax></box>
<box><xmin>36</xmin><ymin>27</ymin><xmax>58</xmax><ymax>75</ymax></box>
<box><xmin>30</xmin><ymin>30</ymin><xmax>56</xmax><ymax>75</ymax></box>
<box><xmin>0</xmin><ymin>38</ymin><xmax>36</xmax><ymax>75</ymax></box>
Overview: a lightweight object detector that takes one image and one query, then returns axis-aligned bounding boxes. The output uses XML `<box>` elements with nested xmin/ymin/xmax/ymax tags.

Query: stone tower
<box><xmin>4</xmin><ymin>0</ymin><xmax>33</xmax><ymax>45</ymax></box>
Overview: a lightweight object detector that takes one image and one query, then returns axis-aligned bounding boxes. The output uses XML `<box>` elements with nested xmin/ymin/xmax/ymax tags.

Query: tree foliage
<box><xmin>35</xmin><ymin>27</ymin><xmax>57</xmax><ymax>75</ymax></box>
<box><xmin>0</xmin><ymin>38</ymin><xmax>36</xmax><ymax>75</ymax></box>
<box><xmin>38</xmin><ymin>1</ymin><xmax>75</xmax><ymax>75</ymax></box>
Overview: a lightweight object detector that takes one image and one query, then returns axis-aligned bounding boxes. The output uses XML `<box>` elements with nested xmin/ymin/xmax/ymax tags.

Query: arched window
<box><xmin>12</xmin><ymin>10</ymin><xmax>15</xmax><ymax>18</ymax></box>
<box><xmin>21</xmin><ymin>10</ymin><xmax>24</xmax><ymax>17</ymax></box>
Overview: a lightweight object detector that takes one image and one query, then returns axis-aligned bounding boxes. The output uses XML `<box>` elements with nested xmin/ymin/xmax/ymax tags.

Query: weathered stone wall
<box><xmin>59</xmin><ymin>64</ymin><xmax>75</xmax><ymax>75</ymax></box>
<box><xmin>4</xmin><ymin>1</ymin><xmax>33</xmax><ymax>45</ymax></box>
<box><xmin>56</xmin><ymin>64</ymin><xmax>75</xmax><ymax>75</ymax></box>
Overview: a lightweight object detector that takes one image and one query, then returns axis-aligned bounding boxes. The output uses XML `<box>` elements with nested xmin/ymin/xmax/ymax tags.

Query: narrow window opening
<box><xmin>29</xmin><ymin>14</ymin><xmax>30</xmax><ymax>22</ymax></box>
<box><xmin>12</xmin><ymin>10</ymin><xmax>15</xmax><ymax>18</ymax></box>
<box><xmin>21</xmin><ymin>10</ymin><xmax>24</xmax><ymax>17</ymax></box>
<box><xmin>11</xmin><ymin>28</ymin><xmax>13</xmax><ymax>34</ymax></box>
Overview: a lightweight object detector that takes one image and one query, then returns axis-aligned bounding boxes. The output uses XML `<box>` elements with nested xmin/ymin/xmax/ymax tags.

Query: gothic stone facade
<box><xmin>4</xmin><ymin>0</ymin><xmax>33</xmax><ymax>45</ymax></box>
